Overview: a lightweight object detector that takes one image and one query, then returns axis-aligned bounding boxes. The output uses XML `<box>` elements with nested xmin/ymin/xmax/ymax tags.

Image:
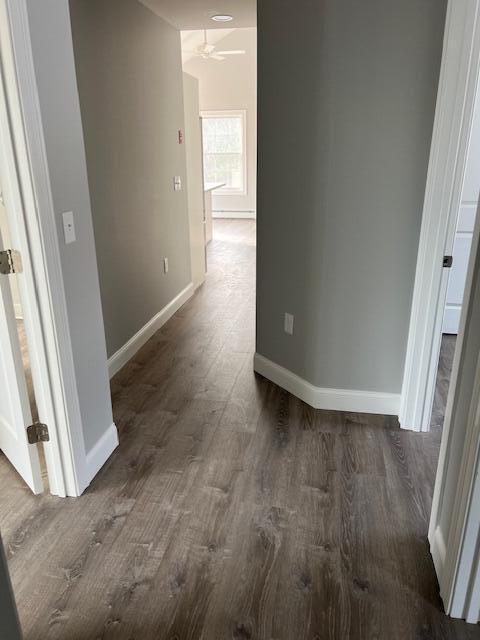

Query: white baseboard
<box><xmin>253</xmin><ymin>353</ymin><xmax>400</xmax><ymax>415</ymax></box>
<box><xmin>429</xmin><ymin>525</ymin><xmax>447</xmax><ymax>576</ymax></box>
<box><xmin>108</xmin><ymin>283</ymin><xmax>194</xmax><ymax>378</ymax></box>
<box><xmin>429</xmin><ymin>525</ymin><xmax>448</xmax><ymax>608</ymax></box>
<box><xmin>443</xmin><ymin>305</ymin><xmax>461</xmax><ymax>335</ymax></box>
<box><xmin>213</xmin><ymin>210</ymin><xmax>256</xmax><ymax>219</ymax></box>
<box><xmin>84</xmin><ymin>422</ymin><xmax>119</xmax><ymax>486</ymax></box>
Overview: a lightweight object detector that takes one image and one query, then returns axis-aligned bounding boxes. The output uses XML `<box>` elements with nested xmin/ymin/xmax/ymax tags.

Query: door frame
<box><xmin>429</xmin><ymin>193</ymin><xmax>480</xmax><ymax>620</ymax></box>
<box><xmin>0</xmin><ymin>0</ymin><xmax>88</xmax><ymax>496</ymax></box>
<box><xmin>400</xmin><ymin>0</ymin><xmax>480</xmax><ymax>432</ymax></box>
<box><xmin>401</xmin><ymin>0</ymin><xmax>480</xmax><ymax>618</ymax></box>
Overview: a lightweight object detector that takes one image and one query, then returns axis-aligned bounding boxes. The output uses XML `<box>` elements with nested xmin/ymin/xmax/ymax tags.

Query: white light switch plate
<box><xmin>62</xmin><ymin>211</ymin><xmax>76</xmax><ymax>244</ymax></box>
<box><xmin>173</xmin><ymin>176</ymin><xmax>182</xmax><ymax>191</ymax></box>
<box><xmin>284</xmin><ymin>312</ymin><xmax>294</xmax><ymax>335</ymax></box>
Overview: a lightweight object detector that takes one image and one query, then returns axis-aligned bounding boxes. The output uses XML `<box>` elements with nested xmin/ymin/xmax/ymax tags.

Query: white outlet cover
<box><xmin>62</xmin><ymin>211</ymin><xmax>76</xmax><ymax>244</ymax></box>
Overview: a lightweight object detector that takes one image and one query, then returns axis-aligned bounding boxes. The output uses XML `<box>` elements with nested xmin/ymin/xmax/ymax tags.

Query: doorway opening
<box><xmin>0</xmin><ymin>143</ymin><xmax>49</xmax><ymax>493</ymax></box>
<box><xmin>429</xmin><ymin>67</ymin><xmax>480</xmax><ymax>440</ymax></box>
<box><xmin>0</xmin><ymin>173</ymin><xmax>47</xmax><ymax>493</ymax></box>
<box><xmin>429</xmin><ymin>81</ymin><xmax>480</xmax><ymax>440</ymax></box>
<box><xmin>0</xmin><ymin>194</ymin><xmax>36</xmax><ymax>413</ymax></box>
<box><xmin>181</xmin><ymin>27</ymin><xmax>257</xmax><ymax>290</ymax></box>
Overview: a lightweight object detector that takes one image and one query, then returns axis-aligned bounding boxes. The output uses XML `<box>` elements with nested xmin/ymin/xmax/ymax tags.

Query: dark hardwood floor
<box><xmin>1</xmin><ymin>219</ymin><xmax>478</xmax><ymax>639</ymax></box>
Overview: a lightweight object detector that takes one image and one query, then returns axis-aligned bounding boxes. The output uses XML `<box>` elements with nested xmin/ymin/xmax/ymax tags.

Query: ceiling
<box><xmin>139</xmin><ymin>0</ymin><xmax>256</xmax><ymax>30</ymax></box>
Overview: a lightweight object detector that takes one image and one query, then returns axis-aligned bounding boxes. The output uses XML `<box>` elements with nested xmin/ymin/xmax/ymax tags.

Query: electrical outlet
<box><xmin>163</xmin><ymin>257</ymin><xmax>169</xmax><ymax>274</ymax></box>
<box><xmin>62</xmin><ymin>211</ymin><xmax>76</xmax><ymax>244</ymax></box>
<box><xmin>284</xmin><ymin>313</ymin><xmax>294</xmax><ymax>335</ymax></box>
<box><xmin>173</xmin><ymin>176</ymin><xmax>182</xmax><ymax>191</ymax></box>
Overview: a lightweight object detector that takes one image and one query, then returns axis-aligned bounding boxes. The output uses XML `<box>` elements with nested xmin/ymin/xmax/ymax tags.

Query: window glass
<box><xmin>202</xmin><ymin>113</ymin><xmax>245</xmax><ymax>193</ymax></box>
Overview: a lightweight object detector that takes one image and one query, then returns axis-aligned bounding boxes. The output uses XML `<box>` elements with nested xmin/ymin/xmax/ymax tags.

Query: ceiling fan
<box><xmin>188</xmin><ymin>30</ymin><xmax>246</xmax><ymax>61</ymax></box>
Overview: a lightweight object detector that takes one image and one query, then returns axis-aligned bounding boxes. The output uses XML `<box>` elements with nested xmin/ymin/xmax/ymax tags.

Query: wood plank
<box><xmin>0</xmin><ymin>221</ymin><xmax>477</xmax><ymax>639</ymax></box>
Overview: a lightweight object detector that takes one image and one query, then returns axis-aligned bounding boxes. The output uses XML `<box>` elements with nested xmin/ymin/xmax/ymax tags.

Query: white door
<box><xmin>0</xmin><ymin>223</ymin><xmax>43</xmax><ymax>494</ymax></box>
<box><xmin>443</xmin><ymin>207</ymin><xmax>476</xmax><ymax>333</ymax></box>
<box><xmin>443</xmin><ymin>82</ymin><xmax>480</xmax><ymax>334</ymax></box>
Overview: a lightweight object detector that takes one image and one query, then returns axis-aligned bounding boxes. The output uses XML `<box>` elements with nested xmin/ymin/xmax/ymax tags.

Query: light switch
<box><xmin>173</xmin><ymin>176</ymin><xmax>182</xmax><ymax>191</ymax></box>
<box><xmin>62</xmin><ymin>211</ymin><xmax>76</xmax><ymax>244</ymax></box>
<box><xmin>284</xmin><ymin>312</ymin><xmax>294</xmax><ymax>335</ymax></box>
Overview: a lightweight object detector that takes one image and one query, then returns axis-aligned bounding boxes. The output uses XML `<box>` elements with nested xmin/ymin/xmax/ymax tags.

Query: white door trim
<box><xmin>429</xmin><ymin>192</ymin><xmax>480</xmax><ymax>620</ymax></box>
<box><xmin>0</xmin><ymin>0</ymin><xmax>88</xmax><ymax>496</ymax></box>
<box><xmin>400</xmin><ymin>0</ymin><xmax>480</xmax><ymax>432</ymax></box>
<box><xmin>449</xmin><ymin>351</ymin><xmax>480</xmax><ymax>621</ymax></box>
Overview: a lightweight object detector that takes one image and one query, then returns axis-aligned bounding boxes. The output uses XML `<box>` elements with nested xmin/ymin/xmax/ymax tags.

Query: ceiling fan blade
<box><xmin>210</xmin><ymin>54</ymin><xmax>226</xmax><ymax>61</ymax></box>
<box><xmin>216</xmin><ymin>50</ymin><xmax>246</xmax><ymax>55</ymax></box>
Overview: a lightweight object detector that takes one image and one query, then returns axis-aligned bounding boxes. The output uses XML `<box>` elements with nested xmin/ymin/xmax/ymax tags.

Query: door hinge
<box><xmin>443</xmin><ymin>255</ymin><xmax>453</xmax><ymax>268</ymax></box>
<box><xmin>0</xmin><ymin>249</ymin><xmax>23</xmax><ymax>275</ymax></box>
<box><xmin>26</xmin><ymin>423</ymin><xmax>49</xmax><ymax>445</ymax></box>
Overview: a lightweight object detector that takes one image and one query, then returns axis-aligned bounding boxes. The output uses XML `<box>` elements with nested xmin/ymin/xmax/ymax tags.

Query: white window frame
<box><xmin>200</xmin><ymin>109</ymin><xmax>247</xmax><ymax>196</ymax></box>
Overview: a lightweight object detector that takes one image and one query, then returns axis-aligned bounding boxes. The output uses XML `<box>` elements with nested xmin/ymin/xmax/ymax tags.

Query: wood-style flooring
<box><xmin>1</xmin><ymin>219</ymin><xmax>478</xmax><ymax>639</ymax></box>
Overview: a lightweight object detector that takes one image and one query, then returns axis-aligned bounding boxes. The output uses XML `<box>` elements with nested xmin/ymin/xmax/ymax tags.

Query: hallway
<box><xmin>0</xmin><ymin>220</ymin><xmax>478</xmax><ymax>639</ymax></box>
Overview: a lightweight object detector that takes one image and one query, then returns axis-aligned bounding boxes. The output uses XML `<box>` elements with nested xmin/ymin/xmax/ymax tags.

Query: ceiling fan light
<box><xmin>211</xmin><ymin>14</ymin><xmax>233</xmax><ymax>22</ymax></box>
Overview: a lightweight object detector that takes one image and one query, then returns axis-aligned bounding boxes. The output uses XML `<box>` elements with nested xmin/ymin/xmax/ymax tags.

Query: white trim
<box><xmin>400</xmin><ymin>0</ymin><xmax>480</xmax><ymax>432</ymax></box>
<box><xmin>430</xmin><ymin>526</ymin><xmax>448</xmax><ymax>580</ymax></box>
<box><xmin>108</xmin><ymin>283</ymin><xmax>194</xmax><ymax>378</ymax></box>
<box><xmin>200</xmin><ymin>109</ymin><xmax>247</xmax><ymax>196</ymax></box>
<box><xmin>254</xmin><ymin>353</ymin><xmax>400</xmax><ymax>415</ymax></box>
<box><xmin>2</xmin><ymin>0</ymin><xmax>89</xmax><ymax>496</ymax></box>
<box><xmin>85</xmin><ymin>423</ymin><xmax>118</xmax><ymax>482</ymax></box>
<box><xmin>212</xmin><ymin>210</ymin><xmax>256</xmax><ymax>219</ymax></box>
<box><xmin>443</xmin><ymin>348</ymin><xmax>480</xmax><ymax>618</ymax></box>
<box><xmin>466</xmin><ymin>559</ymin><xmax>480</xmax><ymax>623</ymax></box>
<box><xmin>464</xmin><ymin>523</ymin><xmax>480</xmax><ymax>624</ymax></box>
<box><xmin>429</xmin><ymin>190</ymin><xmax>480</xmax><ymax>620</ymax></box>
<box><xmin>443</xmin><ymin>305</ymin><xmax>461</xmax><ymax>334</ymax></box>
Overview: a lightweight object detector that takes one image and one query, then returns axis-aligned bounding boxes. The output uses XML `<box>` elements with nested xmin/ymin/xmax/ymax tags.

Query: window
<box><xmin>201</xmin><ymin>110</ymin><xmax>246</xmax><ymax>194</ymax></box>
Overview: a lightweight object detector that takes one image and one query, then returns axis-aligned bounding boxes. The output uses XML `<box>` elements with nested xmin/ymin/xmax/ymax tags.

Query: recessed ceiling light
<box><xmin>211</xmin><ymin>14</ymin><xmax>233</xmax><ymax>22</ymax></box>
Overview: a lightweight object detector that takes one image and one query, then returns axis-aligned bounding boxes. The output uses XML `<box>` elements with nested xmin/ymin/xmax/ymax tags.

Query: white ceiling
<box><xmin>139</xmin><ymin>0</ymin><xmax>256</xmax><ymax>30</ymax></box>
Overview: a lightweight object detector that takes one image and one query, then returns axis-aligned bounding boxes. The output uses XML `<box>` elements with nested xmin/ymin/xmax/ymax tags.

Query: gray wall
<box><xmin>26</xmin><ymin>1</ymin><xmax>114</xmax><ymax>453</ymax></box>
<box><xmin>256</xmin><ymin>0</ymin><xmax>447</xmax><ymax>394</ymax></box>
<box><xmin>0</xmin><ymin>536</ymin><xmax>22</xmax><ymax>640</ymax></box>
<box><xmin>69</xmin><ymin>0</ymin><xmax>192</xmax><ymax>358</ymax></box>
